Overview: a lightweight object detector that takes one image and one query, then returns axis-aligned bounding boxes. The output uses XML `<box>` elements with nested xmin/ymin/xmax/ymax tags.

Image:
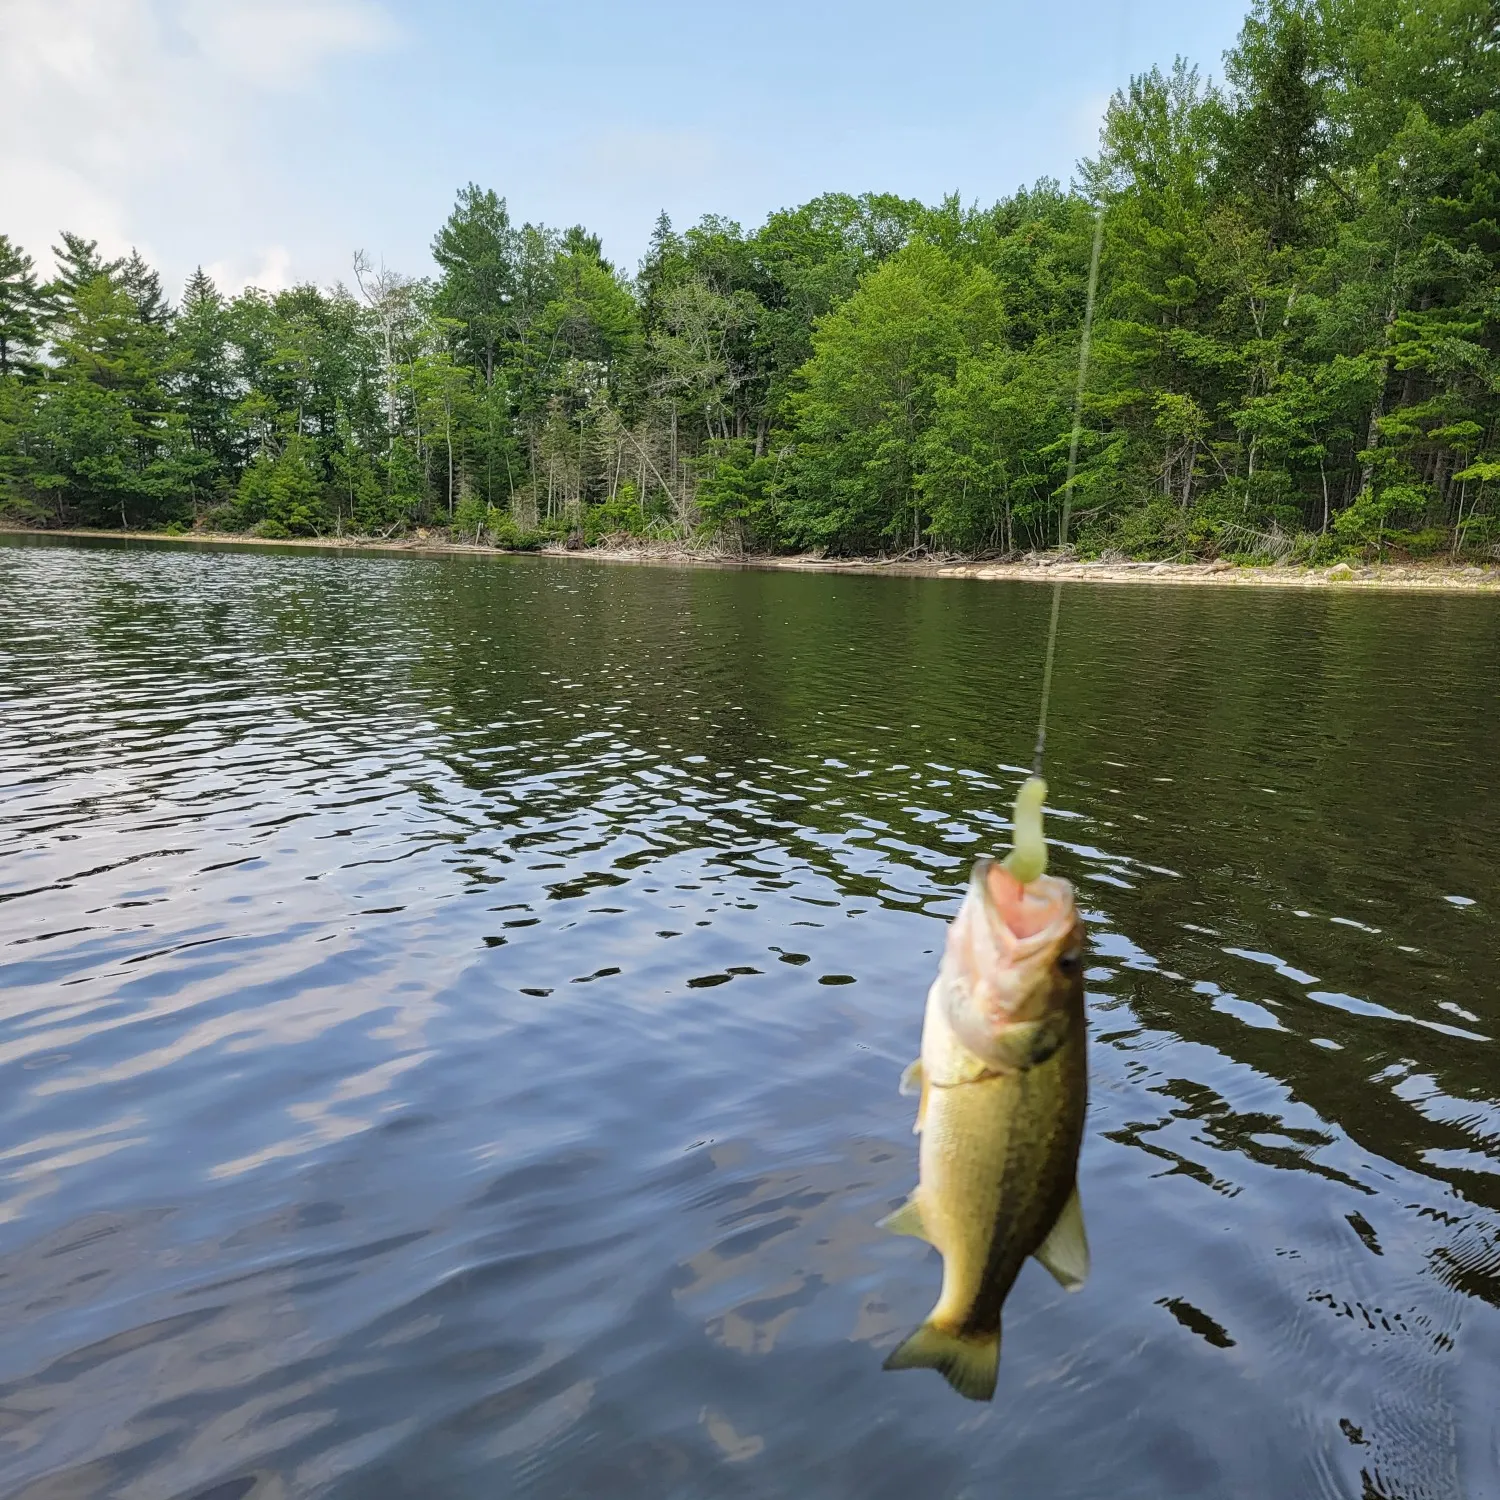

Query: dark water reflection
<box><xmin>1</xmin><ymin>535</ymin><xmax>1498</xmax><ymax>1499</ymax></box>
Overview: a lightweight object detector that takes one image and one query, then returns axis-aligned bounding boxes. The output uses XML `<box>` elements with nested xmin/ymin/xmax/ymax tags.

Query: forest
<box><xmin>0</xmin><ymin>0</ymin><xmax>1496</xmax><ymax>563</ymax></box>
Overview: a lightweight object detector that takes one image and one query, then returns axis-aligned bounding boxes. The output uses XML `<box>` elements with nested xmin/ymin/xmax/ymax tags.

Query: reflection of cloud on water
<box><xmin>0</xmin><ymin>1210</ymin><xmax>331</xmax><ymax>1496</ymax></box>
<box><xmin>473</xmin><ymin>1378</ymin><xmax>595</xmax><ymax>1463</ymax></box>
<box><xmin>210</xmin><ymin>1047</ymin><xmax>432</xmax><ymax>1180</ymax></box>
<box><xmin>5</xmin><ymin>544</ymin><xmax>1500</xmax><ymax>1496</ymax></box>
<box><xmin>700</xmin><ymin>1407</ymin><xmax>765</xmax><ymax>1463</ymax></box>
<box><xmin>849</xmin><ymin>1292</ymin><xmax>906</xmax><ymax>1347</ymax></box>
<box><xmin>707</xmin><ymin>1274</ymin><xmax>822</xmax><ymax>1356</ymax></box>
<box><xmin>671</xmin><ymin>1138</ymin><xmax>905</xmax><ymax>1359</ymax></box>
<box><xmin>0</xmin><ymin>1115</ymin><xmax>147</xmax><ymax>1225</ymax></box>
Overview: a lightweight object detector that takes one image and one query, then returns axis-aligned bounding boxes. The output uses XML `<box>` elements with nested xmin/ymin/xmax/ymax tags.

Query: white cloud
<box><xmin>0</xmin><ymin>0</ymin><xmax>392</xmax><ymax>286</ymax></box>
<box><xmin>177</xmin><ymin>0</ymin><xmax>396</xmax><ymax>86</ymax></box>
<box><xmin>203</xmin><ymin>244</ymin><xmax>294</xmax><ymax>295</ymax></box>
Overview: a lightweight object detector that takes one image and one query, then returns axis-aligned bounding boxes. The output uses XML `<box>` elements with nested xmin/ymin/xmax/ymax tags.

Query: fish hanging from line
<box><xmin>882</xmin><ymin>776</ymin><xmax>1089</xmax><ymax>1402</ymax></box>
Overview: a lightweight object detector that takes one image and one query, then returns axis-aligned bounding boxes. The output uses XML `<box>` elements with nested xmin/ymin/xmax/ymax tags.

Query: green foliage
<box><xmin>453</xmin><ymin>494</ymin><xmax>490</xmax><ymax>538</ymax></box>
<box><xmin>0</xmin><ymin>236</ymin><xmax>43</xmax><ymax>379</ymax></box>
<box><xmin>919</xmin><ymin>347</ymin><xmax>1073</xmax><ymax>553</ymax></box>
<box><xmin>582</xmin><ymin>495</ymin><xmax>649</xmax><ymax>542</ymax></box>
<box><xmin>1107</xmin><ymin>497</ymin><xmax>1201</xmax><ymax>559</ymax></box>
<box><xmin>0</xmin><ymin>0</ymin><xmax>1496</xmax><ymax>561</ymax></box>
<box><xmin>1333</xmin><ymin>482</ymin><xmax>1430</xmax><ymax>548</ymax></box>
<box><xmin>488</xmin><ymin>511</ymin><xmax>548</xmax><ymax>550</ymax></box>
<box><xmin>694</xmin><ymin>439</ymin><xmax>779</xmax><ymax>546</ymax></box>
<box><xmin>782</xmin><ymin>240</ymin><xmax>1003</xmax><ymax>551</ymax></box>
<box><xmin>432</xmin><ymin>185</ymin><xmax>513</xmax><ymax>384</ymax></box>
<box><xmin>1386</xmin><ymin>526</ymin><xmax>1447</xmax><ymax>557</ymax></box>
<box><xmin>235</xmin><ymin>438</ymin><xmax>327</xmax><ymax>535</ymax></box>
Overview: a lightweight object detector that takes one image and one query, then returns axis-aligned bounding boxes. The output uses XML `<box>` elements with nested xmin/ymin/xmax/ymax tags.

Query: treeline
<box><xmin>1</xmin><ymin>0</ymin><xmax>1496</xmax><ymax>561</ymax></box>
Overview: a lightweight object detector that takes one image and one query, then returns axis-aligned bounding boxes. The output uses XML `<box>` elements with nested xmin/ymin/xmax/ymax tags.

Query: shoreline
<box><xmin>4</xmin><ymin>526</ymin><xmax>1499</xmax><ymax>593</ymax></box>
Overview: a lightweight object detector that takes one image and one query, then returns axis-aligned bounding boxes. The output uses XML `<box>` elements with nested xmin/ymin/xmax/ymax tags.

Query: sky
<box><xmin>1</xmin><ymin>0</ymin><xmax>1250</xmax><ymax>298</ymax></box>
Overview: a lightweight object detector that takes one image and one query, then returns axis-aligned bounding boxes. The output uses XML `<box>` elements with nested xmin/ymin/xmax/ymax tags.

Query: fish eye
<box><xmin>1056</xmin><ymin>948</ymin><xmax>1082</xmax><ymax>974</ymax></box>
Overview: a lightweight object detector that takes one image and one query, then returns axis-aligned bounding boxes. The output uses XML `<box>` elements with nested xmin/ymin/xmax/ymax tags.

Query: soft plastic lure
<box><xmin>1001</xmin><ymin>775</ymin><xmax>1048</xmax><ymax>884</ymax></box>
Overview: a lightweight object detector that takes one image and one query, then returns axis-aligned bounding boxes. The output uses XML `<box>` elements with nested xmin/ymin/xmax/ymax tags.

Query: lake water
<box><xmin>2</xmin><ymin>536</ymin><xmax>1498</xmax><ymax>1500</ymax></box>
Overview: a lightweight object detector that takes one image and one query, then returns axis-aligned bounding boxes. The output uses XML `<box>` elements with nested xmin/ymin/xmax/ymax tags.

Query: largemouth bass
<box><xmin>882</xmin><ymin>777</ymin><xmax>1088</xmax><ymax>1401</ymax></box>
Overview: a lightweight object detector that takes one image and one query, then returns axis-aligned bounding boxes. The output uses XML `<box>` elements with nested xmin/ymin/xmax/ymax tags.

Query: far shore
<box><xmin>4</xmin><ymin>525</ymin><xmax>1499</xmax><ymax>593</ymax></box>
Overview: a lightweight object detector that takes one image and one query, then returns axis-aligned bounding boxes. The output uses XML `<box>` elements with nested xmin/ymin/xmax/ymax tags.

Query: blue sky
<box><xmin>3</xmin><ymin>0</ymin><xmax>1249</xmax><ymax>295</ymax></box>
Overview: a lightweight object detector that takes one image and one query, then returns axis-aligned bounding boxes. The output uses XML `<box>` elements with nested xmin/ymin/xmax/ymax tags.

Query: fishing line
<box><xmin>1030</xmin><ymin>202</ymin><xmax>1106</xmax><ymax>780</ymax></box>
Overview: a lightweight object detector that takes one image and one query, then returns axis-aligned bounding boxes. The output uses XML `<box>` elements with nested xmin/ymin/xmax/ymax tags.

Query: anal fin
<box><xmin>877</xmin><ymin>1193</ymin><xmax>929</xmax><ymax>1242</ymax></box>
<box><xmin>1033</xmin><ymin>1183</ymin><xmax>1089</xmax><ymax>1291</ymax></box>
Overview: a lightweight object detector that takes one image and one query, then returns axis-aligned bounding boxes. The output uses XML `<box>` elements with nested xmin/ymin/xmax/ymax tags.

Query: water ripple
<box><xmin>0</xmin><ymin>537</ymin><xmax>1497</xmax><ymax>1498</ymax></box>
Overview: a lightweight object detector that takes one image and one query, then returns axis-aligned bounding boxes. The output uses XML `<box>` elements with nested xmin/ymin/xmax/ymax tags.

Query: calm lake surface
<box><xmin>2</xmin><ymin>536</ymin><xmax>1498</xmax><ymax>1500</ymax></box>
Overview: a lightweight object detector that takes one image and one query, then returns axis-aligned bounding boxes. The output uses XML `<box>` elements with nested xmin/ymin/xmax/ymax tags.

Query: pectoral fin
<box><xmin>899</xmin><ymin>1059</ymin><xmax>929</xmax><ymax>1133</ymax></box>
<box><xmin>878</xmin><ymin>1193</ymin><xmax>929</xmax><ymax>1242</ymax></box>
<box><xmin>1033</xmin><ymin>1184</ymin><xmax>1089</xmax><ymax>1291</ymax></box>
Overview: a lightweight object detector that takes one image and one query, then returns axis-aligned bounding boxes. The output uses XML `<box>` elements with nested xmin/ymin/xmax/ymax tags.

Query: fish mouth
<box><xmin>939</xmin><ymin>857</ymin><xmax>1083</xmax><ymax>1069</ymax></box>
<box><xmin>970</xmin><ymin>857</ymin><xmax>1078</xmax><ymax>965</ymax></box>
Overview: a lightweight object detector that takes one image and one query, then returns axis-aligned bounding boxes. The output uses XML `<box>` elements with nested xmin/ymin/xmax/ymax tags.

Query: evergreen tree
<box><xmin>1220</xmin><ymin>2</ymin><xmax>1329</xmax><ymax>250</ymax></box>
<box><xmin>432</xmin><ymin>184</ymin><xmax>514</xmax><ymax>385</ymax></box>
<box><xmin>0</xmin><ymin>236</ymin><xmax>43</xmax><ymax>378</ymax></box>
<box><xmin>121</xmin><ymin>248</ymin><xmax>171</xmax><ymax>326</ymax></box>
<box><xmin>45</xmin><ymin>231</ymin><xmax>122</xmax><ymax>314</ymax></box>
<box><xmin>1</xmin><ymin>0</ymin><xmax>1495</xmax><ymax>557</ymax></box>
<box><xmin>173</xmin><ymin>268</ymin><xmax>238</xmax><ymax>509</ymax></box>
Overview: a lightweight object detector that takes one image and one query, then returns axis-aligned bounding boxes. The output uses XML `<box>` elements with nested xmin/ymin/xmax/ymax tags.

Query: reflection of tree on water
<box><xmin>196</xmin><ymin>544</ymin><xmax>1498</xmax><ymax>1225</ymax></box>
<box><xmin>7</xmin><ymin>540</ymin><xmax>1497</xmax><ymax>1497</ymax></box>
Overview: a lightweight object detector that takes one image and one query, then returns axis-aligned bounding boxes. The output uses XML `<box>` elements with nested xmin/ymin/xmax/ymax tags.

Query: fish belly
<box><xmin>919</xmin><ymin>1029</ymin><xmax>1085</xmax><ymax>1336</ymax></box>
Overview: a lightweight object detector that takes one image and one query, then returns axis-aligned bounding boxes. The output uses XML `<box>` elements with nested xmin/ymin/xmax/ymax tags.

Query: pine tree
<box><xmin>173</xmin><ymin>268</ymin><xmax>237</xmax><ymax>508</ymax></box>
<box><xmin>1221</xmin><ymin>2</ymin><xmax>1329</xmax><ymax>251</ymax></box>
<box><xmin>431</xmin><ymin>184</ymin><xmax>514</xmax><ymax>385</ymax></box>
<box><xmin>120</xmin><ymin>248</ymin><xmax>171</xmax><ymax>326</ymax></box>
<box><xmin>45</xmin><ymin>231</ymin><xmax>123</xmax><ymax>314</ymax></box>
<box><xmin>0</xmin><ymin>236</ymin><xmax>43</xmax><ymax>378</ymax></box>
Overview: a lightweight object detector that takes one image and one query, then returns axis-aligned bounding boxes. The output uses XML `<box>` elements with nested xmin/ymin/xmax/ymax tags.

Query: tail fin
<box><xmin>882</xmin><ymin>1321</ymin><xmax>1000</xmax><ymax>1401</ymax></box>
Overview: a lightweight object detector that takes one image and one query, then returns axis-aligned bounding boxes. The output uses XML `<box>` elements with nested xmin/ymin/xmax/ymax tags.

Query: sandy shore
<box><xmin>5</xmin><ymin>526</ymin><xmax>1498</xmax><ymax>593</ymax></box>
<box><xmin>561</xmin><ymin>545</ymin><xmax>1500</xmax><ymax>593</ymax></box>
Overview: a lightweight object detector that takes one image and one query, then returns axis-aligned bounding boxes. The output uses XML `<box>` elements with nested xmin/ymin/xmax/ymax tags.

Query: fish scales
<box><xmin>883</xmin><ymin>811</ymin><xmax>1090</xmax><ymax>1402</ymax></box>
<box><xmin>923</xmin><ymin>1015</ymin><xmax>1086</xmax><ymax>1339</ymax></box>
